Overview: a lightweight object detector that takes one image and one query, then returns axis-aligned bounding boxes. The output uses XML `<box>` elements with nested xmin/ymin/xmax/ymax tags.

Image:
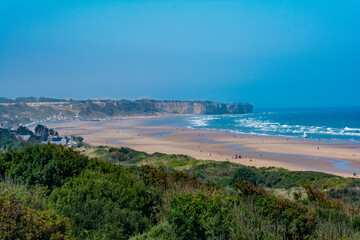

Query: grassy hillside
<box><xmin>80</xmin><ymin>145</ymin><xmax>360</xmax><ymax>200</ymax></box>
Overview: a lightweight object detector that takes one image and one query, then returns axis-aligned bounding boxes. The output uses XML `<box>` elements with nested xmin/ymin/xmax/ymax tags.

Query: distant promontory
<box><xmin>0</xmin><ymin>97</ymin><xmax>253</xmax><ymax>126</ymax></box>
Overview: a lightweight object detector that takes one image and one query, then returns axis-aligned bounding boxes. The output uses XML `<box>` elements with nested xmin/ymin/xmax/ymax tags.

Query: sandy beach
<box><xmin>46</xmin><ymin>116</ymin><xmax>360</xmax><ymax>178</ymax></box>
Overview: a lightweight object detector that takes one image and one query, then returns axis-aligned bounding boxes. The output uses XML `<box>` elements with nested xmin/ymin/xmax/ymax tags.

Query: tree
<box><xmin>15</xmin><ymin>126</ymin><xmax>33</xmax><ymax>136</ymax></box>
<box><xmin>35</xmin><ymin>125</ymin><xmax>49</xmax><ymax>141</ymax></box>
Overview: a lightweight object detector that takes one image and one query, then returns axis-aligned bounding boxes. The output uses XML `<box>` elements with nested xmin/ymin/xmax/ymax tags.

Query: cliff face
<box><xmin>153</xmin><ymin>101</ymin><xmax>253</xmax><ymax>114</ymax></box>
<box><xmin>0</xmin><ymin>99</ymin><xmax>253</xmax><ymax>124</ymax></box>
<box><xmin>79</xmin><ymin>100</ymin><xmax>253</xmax><ymax>116</ymax></box>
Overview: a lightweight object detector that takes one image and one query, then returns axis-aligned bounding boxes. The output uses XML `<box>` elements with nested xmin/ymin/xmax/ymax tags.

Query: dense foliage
<box><xmin>0</xmin><ymin>144</ymin><xmax>88</xmax><ymax>189</ymax></box>
<box><xmin>166</xmin><ymin>191</ymin><xmax>230</xmax><ymax>240</ymax></box>
<box><xmin>35</xmin><ymin>125</ymin><xmax>59</xmax><ymax>141</ymax></box>
<box><xmin>0</xmin><ymin>125</ymin><xmax>62</xmax><ymax>151</ymax></box>
<box><xmin>49</xmin><ymin>170</ymin><xmax>157</xmax><ymax>239</ymax></box>
<box><xmin>1</xmin><ymin>144</ymin><xmax>360</xmax><ymax>239</ymax></box>
<box><xmin>0</xmin><ymin>129</ymin><xmax>37</xmax><ymax>150</ymax></box>
<box><xmin>0</xmin><ymin>192</ymin><xmax>73</xmax><ymax>239</ymax></box>
<box><xmin>230</xmin><ymin>166</ymin><xmax>342</xmax><ymax>189</ymax></box>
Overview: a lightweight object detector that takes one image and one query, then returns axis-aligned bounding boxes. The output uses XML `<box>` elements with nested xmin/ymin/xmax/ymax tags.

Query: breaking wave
<box><xmin>184</xmin><ymin>108</ymin><xmax>360</xmax><ymax>141</ymax></box>
<box><xmin>234</xmin><ymin>118</ymin><xmax>360</xmax><ymax>137</ymax></box>
<box><xmin>188</xmin><ymin>116</ymin><xmax>220</xmax><ymax>127</ymax></box>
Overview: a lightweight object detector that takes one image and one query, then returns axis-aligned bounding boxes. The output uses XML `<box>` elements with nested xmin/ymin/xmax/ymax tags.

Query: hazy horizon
<box><xmin>1</xmin><ymin>0</ymin><xmax>359</xmax><ymax>108</ymax></box>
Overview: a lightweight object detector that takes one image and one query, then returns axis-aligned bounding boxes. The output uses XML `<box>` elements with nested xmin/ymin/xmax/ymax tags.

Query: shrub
<box><xmin>166</xmin><ymin>191</ymin><xmax>229</xmax><ymax>240</ymax></box>
<box><xmin>140</xmin><ymin>165</ymin><xmax>199</xmax><ymax>189</ymax></box>
<box><xmin>351</xmin><ymin>216</ymin><xmax>360</xmax><ymax>231</ymax></box>
<box><xmin>49</xmin><ymin>170</ymin><xmax>157</xmax><ymax>239</ymax></box>
<box><xmin>130</xmin><ymin>221</ymin><xmax>176</xmax><ymax>240</ymax></box>
<box><xmin>0</xmin><ymin>144</ymin><xmax>89</xmax><ymax>189</ymax></box>
<box><xmin>235</xmin><ymin>179</ymin><xmax>317</xmax><ymax>239</ymax></box>
<box><xmin>0</xmin><ymin>179</ymin><xmax>49</xmax><ymax>211</ymax></box>
<box><xmin>0</xmin><ymin>193</ymin><xmax>73</xmax><ymax>240</ymax></box>
<box><xmin>303</xmin><ymin>183</ymin><xmax>343</xmax><ymax>210</ymax></box>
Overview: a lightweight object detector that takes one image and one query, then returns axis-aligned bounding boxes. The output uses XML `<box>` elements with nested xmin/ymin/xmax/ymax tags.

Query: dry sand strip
<box><xmin>46</xmin><ymin>117</ymin><xmax>360</xmax><ymax>178</ymax></box>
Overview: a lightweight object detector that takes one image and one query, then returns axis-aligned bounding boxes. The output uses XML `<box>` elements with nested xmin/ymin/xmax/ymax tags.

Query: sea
<box><xmin>148</xmin><ymin>106</ymin><xmax>360</xmax><ymax>144</ymax></box>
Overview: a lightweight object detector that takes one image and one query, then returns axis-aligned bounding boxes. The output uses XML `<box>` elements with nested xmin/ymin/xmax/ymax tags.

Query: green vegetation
<box><xmin>0</xmin><ymin>180</ymin><xmax>73</xmax><ymax>239</ymax></box>
<box><xmin>1</xmin><ymin>125</ymin><xmax>85</xmax><ymax>152</ymax></box>
<box><xmin>0</xmin><ymin>144</ymin><xmax>88</xmax><ymax>190</ymax></box>
<box><xmin>230</xmin><ymin>165</ymin><xmax>349</xmax><ymax>189</ymax></box>
<box><xmin>80</xmin><ymin>146</ymin><xmax>360</xmax><ymax>192</ymax></box>
<box><xmin>0</xmin><ymin>128</ymin><xmax>38</xmax><ymax>150</ymax></box>
<box><xmin>0</xmin><ymin>125</ymin><xmax>63</xmax><ymax>151</ymax></box>
<box><xmin>49</xmin><ymin>170</ymin><xmax>156</xmax><ymax>239</ymax></box>
<box><xmin>80</xmin><ymin>146</ymin><xmax>232</xmax><ymax>179</ymax></box>
<box><xmin>1</xmin><ymin>144</ymin><xmax>360</xmax><ymax>239</ymax></box>
<box><xmin>35</xmin><ymin>124</ymin><xmax>59</xmax><ymax>141</ymax></box>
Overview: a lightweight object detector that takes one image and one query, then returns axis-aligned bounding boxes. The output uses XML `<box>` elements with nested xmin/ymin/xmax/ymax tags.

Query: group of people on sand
<box><xmin>196</xmin><ymin>136</ymin><xmax>251</xmax><ymax>162</ymax></box>
<box><xmin>234</xmin><ymin>154</ymin><xmax>242</xmax><ymax>159</ymax></box>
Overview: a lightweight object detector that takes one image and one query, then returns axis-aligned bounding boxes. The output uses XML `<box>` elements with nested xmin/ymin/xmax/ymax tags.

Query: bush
<box><xmin>351</xmin><ymin>216</ymin><xmax>360</xmax><ymax>231</ymax></box>
<box><xmin>0</xmin><ymin>193</ymin><xmax>73</xmax><ymax>240</ymax></box>
<box><xmin>0</xmin><ymin>144</ymin><xmax>89</xmax><ymax>189</ymax></box>
<box><xmin>0</xmin><ymin>179</ymin><xmax>49</xmax><ymax>211</ymax></box>
<box><xmin>303</xmin><ymin>183</ymin><xmax>343</xmax><ymax>210</ymax></box>
<box><xmin>140</xmin><ymin>165</ymin><xmax>199</xmax><ymax>190</ymax></box>
<box><xmin>166</xmin><ymin>191</ymin><xmax>229</xmax><ymax>240</ymax></box>
<box><xmin>130</xmin><ymin>221</ymin><xmax>176</xmax><ymax>240</ymax></box>
<box><xmin>234</xmin><ymin>179</ymin><xmax>317</xmax><ymax>239</ymax></box>
<box><xmin>49</xmin><ymin>170</ymin><xmax>158</xmax><ymax>239</ymax></box>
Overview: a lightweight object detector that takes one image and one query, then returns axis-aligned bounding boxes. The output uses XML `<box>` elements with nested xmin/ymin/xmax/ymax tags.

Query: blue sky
<box><xmin>0</xmin><ymin>0</ymin><xmax>359</xmax><ymax>108</ymax></box>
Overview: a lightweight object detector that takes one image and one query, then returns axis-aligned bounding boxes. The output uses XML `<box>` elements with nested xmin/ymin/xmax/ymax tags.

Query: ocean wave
<box><xmin>185</xmin><ymin>113</ymin><xmax>360</xmax><ymax>140</ymax></box>
<box><xmin>344</xmin><ymin>127</ymin><xmax>360</xmax><ymax>132</ymax></box>
<box><xmin>233</xmin><ymin>117</ymin><xmax>360</xmax><ymax>138</ymax></box>
<box><xmin>187</xmin><ymin>116</ymin><xmax>220</xmax><ymax>127</ymax></box>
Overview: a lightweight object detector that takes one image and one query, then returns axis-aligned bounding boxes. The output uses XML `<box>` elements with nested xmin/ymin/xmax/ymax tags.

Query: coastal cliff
<box><xmin>77</xmin><ymin>100</ymin><xmax>253</xmax><ymax>117</ymax></box>
<box><xmin>153</xmin><ymin>100</ymin><xmax>252</xmax><ymax>114</ymax></box>
<box><xmin>0</xmin><ymin>98</ymin><xmax>253</xmax><ymax>125</ymax></box>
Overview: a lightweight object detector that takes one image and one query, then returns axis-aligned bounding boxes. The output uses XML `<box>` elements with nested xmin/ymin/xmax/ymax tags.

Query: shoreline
<box><xmin>45</xmin><ymin>116</ymin><xmax>360</xmax><ymax>178</ymax></box>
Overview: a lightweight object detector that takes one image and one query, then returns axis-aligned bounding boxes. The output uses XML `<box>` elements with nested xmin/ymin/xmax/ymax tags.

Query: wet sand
<box><xmin>46</xmin><ymin>116</ymin><xmax>360</xmax><ymax>178</ymax></box>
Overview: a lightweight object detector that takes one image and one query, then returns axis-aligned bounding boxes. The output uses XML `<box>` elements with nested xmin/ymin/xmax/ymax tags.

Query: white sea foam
<box><xmin>188</xmin><ymin>116</ymin><xmax>220</xmax><ymax>127</ymax></box>
<box><xmin>186</xmin><ymin>113</ymin><xmax>360</xmax><ymax>140</ymax></box>
<box><xmin>189</xmin><ymin>119</ymin><xmax>207</xmax><ymax>127</ymax></box>
<box><xmin>232</xmin><ymin>116</ymin><xmax>360</xmax><ymax>138</ymax></box>
<box><xmin>344</xmin><ymin>127</ymin><xmax>360</xmax><ymax>131</ymax></box>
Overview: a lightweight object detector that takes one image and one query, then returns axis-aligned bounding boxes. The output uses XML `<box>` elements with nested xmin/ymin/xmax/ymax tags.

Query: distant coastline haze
<box><xmin>1</xmin><ymin>0</ymin><xmax>359</xmax><ymax>108</ymax></box>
